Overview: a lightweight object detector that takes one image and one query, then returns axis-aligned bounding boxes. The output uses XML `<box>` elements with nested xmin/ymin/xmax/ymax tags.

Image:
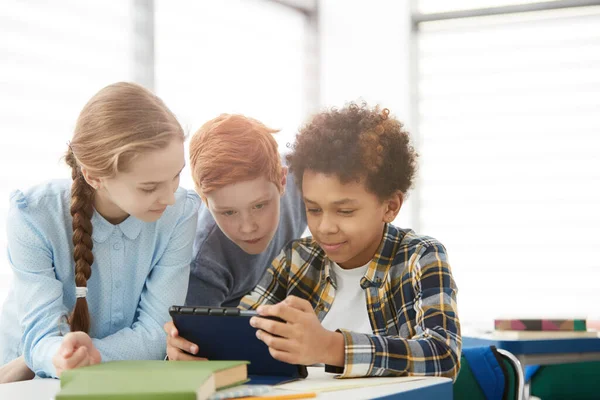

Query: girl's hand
<box><xmin>52</xmin><ymin>332</ymin><xmax>102</xmax><ymax>377</ymax></box>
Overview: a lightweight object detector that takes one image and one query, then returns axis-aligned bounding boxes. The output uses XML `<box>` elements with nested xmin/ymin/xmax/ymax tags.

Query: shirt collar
<box><xmin>322</xmin><ymin>256</ymin><xmax>334</xmax><ymax>285</ymax></box>
<box><xmin>91</xmin><ymin>210</ymin><xmax>143</xmax><ymax>243</ymax></box>
<box><xmin>119</xmin><ymin>215</ymin><xmax>143</xmax><ymax>240</ymax></box>
<box><xmin>362</xmin><ymin>223</ymin><xmax>402</xmax><ymax>288</ymax></box>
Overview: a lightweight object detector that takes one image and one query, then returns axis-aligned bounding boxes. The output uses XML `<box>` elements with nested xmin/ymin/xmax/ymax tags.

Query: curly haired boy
<box><xmin>241</xmin><ymin>103</ymin><xmax>461</xmax><ymax>379</ymax></box>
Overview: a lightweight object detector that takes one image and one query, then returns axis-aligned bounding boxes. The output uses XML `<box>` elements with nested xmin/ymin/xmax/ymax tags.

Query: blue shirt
<box><xmin>0</xmin><ymin>180</ymin><xmax>199</xmax><ymax>378</ymax></box>
<box><xmin>186</xmin><ymin>171</ymin><xmax>307</xmax><ymax>307</ymax></box>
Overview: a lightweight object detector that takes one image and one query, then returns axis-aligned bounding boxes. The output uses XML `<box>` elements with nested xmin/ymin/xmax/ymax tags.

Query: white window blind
<box><xmin>0</xmin><ymin>0</ymin><xmax>308</xmax><ymax>307</ymax></box>
<box><xmin>154</xmin><ymin>0</ymin><xmax>306</xmax><ymax>190</ymax></box>
<box><xmin>418</xmin><ymin>0</ymin><xmax>561</xmax><ymax>14</ymax></box>
<box><xmin>415</xmin><ymin>4</ymin><xmax>600</xmax><ymax>325</ymax></box>
<box><xmin>0</xmin><ymin>0</ymin><xmax>135</xmax><ymax>304</ymax></box>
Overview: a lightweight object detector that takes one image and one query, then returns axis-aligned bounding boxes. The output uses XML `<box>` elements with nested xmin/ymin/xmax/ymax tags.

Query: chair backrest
<box><xmin>496</xmin><ymin>348</ymin><xmax>524</xmax><ymax>400</ymax></box>
<box><xmin>454</xmin><ymin>347</ymin><xmax>524</xmax><ymax>400</ymax></box>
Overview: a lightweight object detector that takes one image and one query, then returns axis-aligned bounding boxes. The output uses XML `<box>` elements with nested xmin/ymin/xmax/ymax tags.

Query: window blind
<box><xmin>415</xmin><ymin>4</ymin><xmax>600</xmax><ymax>324</ymax></box>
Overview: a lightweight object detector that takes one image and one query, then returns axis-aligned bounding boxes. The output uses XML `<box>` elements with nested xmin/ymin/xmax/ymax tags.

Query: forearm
<box><xmin>321</xmin><ymin>331</ymin><xmax>345</xmax><ymax>367</ymax></box>
<box><xmin>27</xmin><ymin>336</ymin><xmax>63</xmax><ymax>378</ymax></box>
<box><xmin>338</xmin><ymin>328</ymin><xmax>461</xmax><ymax>379</ymax></box>
<box><xmin>0</xmin><ymin>356</ymin><xmax>35</xmax><ymax>383</ymax></box>
<box><xmin>93</xmin><ymin>324</ymin><xmax>166</xmax><ymax>362</ymax></box>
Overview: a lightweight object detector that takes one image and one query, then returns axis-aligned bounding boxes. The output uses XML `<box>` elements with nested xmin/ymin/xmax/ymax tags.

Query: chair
<box><xmin>454</xmin><ymin>346</ymin><xmax>524</xmax><ymax>400</ymax></box>
<box><xmin>530</xmin><ymin>361</ymin><xmax>600</xmax><ymax>400</ymax></box>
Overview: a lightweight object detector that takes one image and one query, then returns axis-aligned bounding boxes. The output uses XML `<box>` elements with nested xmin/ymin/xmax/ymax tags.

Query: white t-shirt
<box><xmin>320</xmin><ymin>261</ymin><xmax>373</xmax><ymax>334</ymax></box>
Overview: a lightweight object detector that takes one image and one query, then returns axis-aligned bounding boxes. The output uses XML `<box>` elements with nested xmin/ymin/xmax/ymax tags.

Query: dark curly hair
<box><xmin>286</xmin><ymin>103</ymin><xmax>418</xmax><ymax>200</ymax></box>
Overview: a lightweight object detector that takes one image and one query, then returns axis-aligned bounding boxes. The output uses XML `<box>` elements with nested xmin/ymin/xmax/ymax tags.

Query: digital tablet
<box><xmin>169</xmin><ymin>306</ymin><xmax>308</xmax><ymax>384</ymax></box>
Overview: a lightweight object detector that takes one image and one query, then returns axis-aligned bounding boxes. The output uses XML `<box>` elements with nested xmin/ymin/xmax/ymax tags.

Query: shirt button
<box><xmin>115</xmin><ymin>281</ymin><xmax>122</xmax><ymax>289</ymax></box>
<box><xmin>113</xmin><ymin>242</ymin><xmax>122</xmax><ymax>250</ymax></box>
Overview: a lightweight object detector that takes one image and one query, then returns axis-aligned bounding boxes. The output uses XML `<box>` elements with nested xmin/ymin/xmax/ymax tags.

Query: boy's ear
<box><xmin>383</xmin><ymin>191</ymin><xmax>403</xmax><ymax>223</ymax></box>
<box><xmin>80</xmin><ymin>167</ymin><xmax>101</xmax><ymax>190</ymax></box>
<box><xmin>279</xmin><ymin>166</ymin><xmax>288</xmax><ymax>195</ymax></box>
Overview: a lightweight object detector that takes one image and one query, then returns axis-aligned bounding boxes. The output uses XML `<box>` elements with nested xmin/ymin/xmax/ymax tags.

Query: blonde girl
<box><xmin>0</xmin><ymin>82</ymin><xmax>199</xmax><ymax>380</ymax></box>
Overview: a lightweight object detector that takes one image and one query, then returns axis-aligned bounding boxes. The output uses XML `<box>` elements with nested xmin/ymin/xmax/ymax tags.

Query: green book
<box><xmin>57</xmin><ymin>360</ymin><xmax>249</xmax><ymax>400</ymax></box>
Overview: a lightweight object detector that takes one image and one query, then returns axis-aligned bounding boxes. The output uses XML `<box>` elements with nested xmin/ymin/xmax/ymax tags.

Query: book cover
<box><xmin>494</xmin><ymin>319</ymin><xmax>587</xmax><ymax>332</ymax></box>
<box><xmin>57</xmin><ymin>360</ymin><xmax>248</xmax><ymax>400</ymax></box>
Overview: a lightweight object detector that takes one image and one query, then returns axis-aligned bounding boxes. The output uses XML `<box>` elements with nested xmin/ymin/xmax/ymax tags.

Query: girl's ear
<box><xmin>80</xmin><ymin>167</ymin><xmax>101</xmax><ymax>190</ymax></box>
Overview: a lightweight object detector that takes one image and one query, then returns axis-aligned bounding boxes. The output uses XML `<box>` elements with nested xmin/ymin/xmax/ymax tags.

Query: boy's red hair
<box><xmin>190</xmin><ymin>114</ymin><xmax>282</xmax><ymax>200</ymax></box>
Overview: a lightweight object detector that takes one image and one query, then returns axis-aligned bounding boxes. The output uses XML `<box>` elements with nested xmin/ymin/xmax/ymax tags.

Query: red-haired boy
<box><xmin>165</xmin><ymin>114</ymin><xmax>306</xmax><ymax>361</ymax></box>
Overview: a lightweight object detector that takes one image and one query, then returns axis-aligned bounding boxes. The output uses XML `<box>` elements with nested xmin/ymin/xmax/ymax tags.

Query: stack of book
<box><xmin>493</xmin><ymin>318</ymin><xmax>598</xmax><ymax>339</ymax></box>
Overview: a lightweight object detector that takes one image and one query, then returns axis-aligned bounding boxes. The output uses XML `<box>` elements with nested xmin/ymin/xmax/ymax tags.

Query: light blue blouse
<box><xmin>0</xmin><ymin>180</ymin><xmax>200</xmax><ymax>378</ymax></box>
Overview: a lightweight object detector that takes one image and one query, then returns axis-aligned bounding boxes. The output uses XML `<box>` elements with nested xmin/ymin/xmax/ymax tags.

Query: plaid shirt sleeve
<box><xmin>238</xmin><ymin>247</ymin><xmax>290</xmax><ymax>310</ymax></box>
<box><xmin>338</xmin><ymin>242</ymin><xmax>461</xmax><ymax>380</ymax></box>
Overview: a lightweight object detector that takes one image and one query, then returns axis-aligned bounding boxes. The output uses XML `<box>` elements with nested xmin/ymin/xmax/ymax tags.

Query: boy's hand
<box><xmin>164</xmin><ymin>321</ymin><xmax>207</xmax><ymax>361</ymax></box>
<box><xmin>52</xmin><ymin>332</ymin><xmax>101</xmax><ymax>377</ymax></box>
<box><xmin>251</xmin><ymin>295</ymin><xmax>344</xmax><ymax>366</ymax></box>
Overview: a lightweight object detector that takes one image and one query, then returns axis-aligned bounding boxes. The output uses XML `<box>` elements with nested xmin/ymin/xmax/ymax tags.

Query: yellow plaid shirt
<box><xmin>239</xmin><ymin>223</ymin><xmax>461</xmax><ymax>379</ymax></box>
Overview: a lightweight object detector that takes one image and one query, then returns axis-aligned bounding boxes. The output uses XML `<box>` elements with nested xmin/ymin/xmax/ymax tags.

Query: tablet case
<box><xmin>170</xmin><ymin>306</ymin><xmax>308</xmax><ymax>385</ymax></box>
